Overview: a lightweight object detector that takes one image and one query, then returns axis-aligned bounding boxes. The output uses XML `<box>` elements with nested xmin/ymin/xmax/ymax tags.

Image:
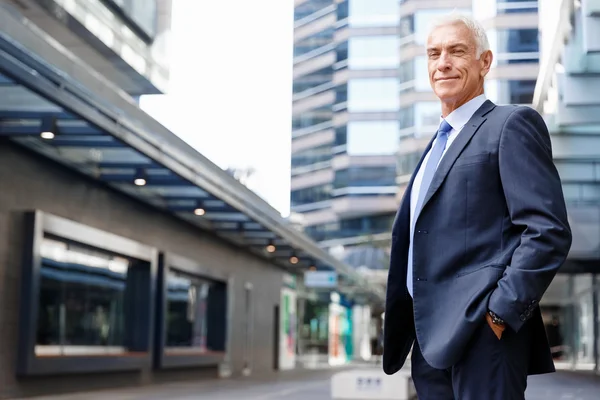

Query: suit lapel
<box><xmin>393</xmin><ymin>135</ymin><xmax>436</xmax><ymax>236</ymax></box>
<box><xmin>419</xmin><ymin>100</ymin><xmax>496</xmax><ymax>215</ymax></box>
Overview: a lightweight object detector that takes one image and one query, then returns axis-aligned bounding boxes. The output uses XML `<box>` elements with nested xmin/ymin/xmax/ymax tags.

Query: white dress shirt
<box><xmin>407</xmin><ymin>94</ymin><xmax>487</xmax><ymax>296</ymax></box>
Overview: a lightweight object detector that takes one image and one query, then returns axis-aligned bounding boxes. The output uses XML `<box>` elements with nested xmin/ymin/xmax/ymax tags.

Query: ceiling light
<box><xmin>134</xmin><ymin>178</ymin><xmax>146</xmax><ymax>186</ymax></box>
<box><xmin>40</xmin><ymin>131</ymin><xmax>55</xmax><ymax>140</ymax></box>
<box><xmin>194</xmin><ymin>208</ymin><xmax>205</xmax><ymax>216</ymax></box>
<box><xmin>266</xmin><ymin>244</ymin><xmax>276</xmax><ymax>253</ymax></box>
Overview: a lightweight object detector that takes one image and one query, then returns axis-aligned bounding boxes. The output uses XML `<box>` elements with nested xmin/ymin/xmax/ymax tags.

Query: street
<box><xmin>20</xmin><ymin>368</ymin><xmax>600</xmax><ymax>400</ymax></box>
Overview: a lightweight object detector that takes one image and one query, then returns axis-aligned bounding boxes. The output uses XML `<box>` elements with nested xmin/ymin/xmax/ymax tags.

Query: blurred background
<box><xmin>0</xmin><ymin>0</ymin><xmax>598</xmax><ymax>399</ymax></box>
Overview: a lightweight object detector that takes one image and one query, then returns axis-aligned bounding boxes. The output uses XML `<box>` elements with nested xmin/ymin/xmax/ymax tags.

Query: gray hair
<box><xmin>427</xmin><ymin>13</ymin><xmax>490</xmax><ymax>59</ymax></box>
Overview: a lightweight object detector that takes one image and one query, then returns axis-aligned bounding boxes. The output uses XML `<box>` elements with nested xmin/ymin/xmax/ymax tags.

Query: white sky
<box><xmin>140</xmin><ymin>0</ymin><xmax>293</xmax><ymax>216</ymax></box>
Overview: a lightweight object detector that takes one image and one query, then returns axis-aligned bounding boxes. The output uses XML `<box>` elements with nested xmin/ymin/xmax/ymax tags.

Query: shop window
<box><xmin>156</xmin><ymin>253</ymin><xmax>229</xmax><ymax>369</ymax></box>
<box><xmin>18</xmin><ymin>211</ymin><xmax>157</xmax><ymax>376</ymax></box>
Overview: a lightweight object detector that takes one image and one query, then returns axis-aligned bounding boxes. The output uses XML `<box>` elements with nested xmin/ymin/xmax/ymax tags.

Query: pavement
<box><xmin>14</xmin><ymin>367</ymin><xmax>600</xmax><ymax>399</ymax></box>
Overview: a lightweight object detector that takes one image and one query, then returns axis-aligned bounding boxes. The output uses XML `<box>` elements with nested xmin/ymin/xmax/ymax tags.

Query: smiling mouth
<box><xmin>437</xmin><ymin>77</ymin><xmax>459</xmax><ymax>81</ymax></box>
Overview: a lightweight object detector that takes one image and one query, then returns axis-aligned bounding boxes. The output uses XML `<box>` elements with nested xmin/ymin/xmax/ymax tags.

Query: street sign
<box><xmin>304</xmin><ymin>271</ymin><xmax>338</xmax><ymax>288</ymax></box>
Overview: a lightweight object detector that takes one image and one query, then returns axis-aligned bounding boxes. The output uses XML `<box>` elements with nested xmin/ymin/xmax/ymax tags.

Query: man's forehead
<box><xmin>427</xmin><ymin>25</ymin><xmax>474</xmax><ymax>49</ymax></box>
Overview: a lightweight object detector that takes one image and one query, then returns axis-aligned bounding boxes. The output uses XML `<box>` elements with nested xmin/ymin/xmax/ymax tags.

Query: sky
<box><xmin>140</xmin><ymin>0</ymin><xmax>294</xmax><ymax>216</ymax></box>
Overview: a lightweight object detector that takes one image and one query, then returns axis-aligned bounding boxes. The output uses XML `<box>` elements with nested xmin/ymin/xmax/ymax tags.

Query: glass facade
<box><xmin>291</xmin><ymin>184</ymin><xmax>332</xmax><ymax>207</ymax></box>
<box><xmin>348</xmin><ymin>0</ymin><xmax>398</xmax><ymax>27</ymax></box>
<box><xmin>102</xmin><ymin>0</ymin><xmax>158</xmax><ymax>40</ymax></box>
<box><xmin>348</xmin><ymin>36</ymin><xmax>399</xmax><ymax>70</ymax></box>
<box><xmin>334</xmin><ymin>166</ymin><xmax>397</xmax><ymax>188</ymax></box>
<box><xmin>347</xmin><ymin>78</ymin><xmax>399</xmax><ymax>112</ymax></box>
<box><xmin>165</xmin><ymin>271</ymin><xmax>213</xmax><ymax>350</ymax></box>
<box><xmin>547</xmin><ymin>274</ymin><xmax>600</xmax><ymax>372</ymax></box>
<box><xmin>305</xmin><ymin>214</ymin><xmax>395</xmax><ymax>242</ymax></box>
<box><xmin>347</xmin><ymin>121</ymin><xmax>399</xmax><ymax>155</ymax></box>
<box><xmin>36</xmin><ymin>237</ymin><xmax>137</xmax><ymax>356</ymax></box>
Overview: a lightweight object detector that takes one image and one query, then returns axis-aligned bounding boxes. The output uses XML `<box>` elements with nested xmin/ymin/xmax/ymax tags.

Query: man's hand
<box><xmin>486</xmin><ymin>312</ymin><xmax>505</xmax><ymax>340</ymax></box>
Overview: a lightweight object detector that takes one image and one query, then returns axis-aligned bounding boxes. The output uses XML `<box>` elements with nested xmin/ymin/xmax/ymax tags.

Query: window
<box><xmin>399</xmin><ymin>106</ymin><xmax>415</xmax><ymax>130</ymax></box>
<box><xmin>488</xmin><ymin>29</ymin><xmax>539</xmax><ymax>65</ymax></box>
<box><xmin>334</xmin><ymin>166</ymin><xmax>397</xmax><ymax>188</ymax></box>
<box><xmin>347</xmin><ymin>120</ymin><xmax>399</xmax><ymax>155</ymax></box>
<box><xmin>294</xmin><ymin>0</ymin><xmax>332</xmax><ymax>21</ymax></box>
<box><xmin>397</xmin><ymin>151</ymin><xmax>422</xmax><ymax>177</ymax></box>
<box><xmin>103</xmin><ymin>0</ymin><xmax>158</xmax><ymax>40</ymax></box>
<box><xmin>156</xmin><ymin>253</ymin><xmax>228</xmax><ymax>369</ymax></box>
<box><xmin>292</xmin><ymin>111</ymin><xmax>332</xmax><ymax>130</ymax></box>
<box><xmin>36</xmin><ymin>237</ymin><xmax>143</xmax><ymax>356</ymax></box>
<box><xmin>347</xmin><ymin>78</ymin><xmax>399</xmax><ymax>112</ymax></box>
<box><xmin>485</xmin><ymin>79</ymin><xmax>536</xmax><ymax>104</ymax></box>
<box><xmin>348</xmin><ymin>36</ymin><xmax>399</xmax><ymax>70</ymax></box>
<box><xmin>18</xmin><ymin>212</ymin><xmax>156</xmax><ymax>376</ymax></box>
<box><xmin>291</xmin><ymin>184</ymin><xmax>332</xmax><ymax>207</ymax></box>
<box><xmin>165</xmin><ymin>272</ymin><xmax>213</xmax><ymax>350</ymax></box>
<box><xmin>294</xmin><ymin>29</ymin><xmax>334</xmax><ymax>58</ymax></box>
<box><xmin>348</xmin><ymin>0</ymin><xmax>398</xmax><ymax>27</ymax></box>
<box><xmin>292</xmin><ymin>145</ymin><xmax>333</xmax><ymax>168</ymax></box>
<box><xmin>497</xmin><ymin>0</ymin><xmax>538</xmax><ymax>14</ymax></box>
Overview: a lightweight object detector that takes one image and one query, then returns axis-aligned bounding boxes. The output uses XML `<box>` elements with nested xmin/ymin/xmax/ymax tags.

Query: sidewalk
<box><xmin>11</xmin><ymin>367</ymin><xmax>600</xmax><ymax>400</ymax></box>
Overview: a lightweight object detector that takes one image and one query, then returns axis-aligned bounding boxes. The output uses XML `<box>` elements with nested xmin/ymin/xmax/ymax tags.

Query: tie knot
<box><xmin>438</xmin><ymin>120</ymin><xmax>452</xmax><ymax>137</ymax></box>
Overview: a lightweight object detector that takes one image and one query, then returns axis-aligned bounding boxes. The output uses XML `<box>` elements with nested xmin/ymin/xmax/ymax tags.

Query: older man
<box><xmin>383</xmin><ymin>13</ymin><xmax>572</xmax><ymax>400</ymax></box>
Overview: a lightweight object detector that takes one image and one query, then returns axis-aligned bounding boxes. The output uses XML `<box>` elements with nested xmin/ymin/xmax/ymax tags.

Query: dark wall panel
<box><xmin>0</xmin><ymin>141</ymin><xmax>283</xmax><ymax>398</ymax></box>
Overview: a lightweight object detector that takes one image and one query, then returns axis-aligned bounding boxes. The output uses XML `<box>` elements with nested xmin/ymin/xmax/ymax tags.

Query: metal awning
<box><xmin>0</xmin><ymin>30</ymin><xmax>385</xmax><ymax>302</ymax></box>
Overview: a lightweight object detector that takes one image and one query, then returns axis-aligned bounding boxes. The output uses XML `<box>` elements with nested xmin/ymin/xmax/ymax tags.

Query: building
<box><xmin>397</xmin><ymin>0</ymin><xmax>541</xmax><ymax>198</ymax></box>
<box><xmin>533</xmin><ymin>0</ymin><xmax>600</xmax><ymax>372</ymax></box>
<box><xmin>0</xmin><ymin>1</ymin><xmax>384</xmax><ymax>397</ymax></box>
<box><xmin>291</xmin><ymin>0</ymin><xmax>399</xmax><ymax>253</ymax></box>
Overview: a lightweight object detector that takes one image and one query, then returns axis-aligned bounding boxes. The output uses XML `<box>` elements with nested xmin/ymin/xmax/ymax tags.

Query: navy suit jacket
<box><xmin>383</xmin><ymin>100</ymin><xmax>572</xmax><ymax>375</ymax></box>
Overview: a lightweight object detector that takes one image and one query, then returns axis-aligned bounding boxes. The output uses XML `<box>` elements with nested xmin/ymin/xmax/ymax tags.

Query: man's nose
<box><xmin>437</xmin><ymin>53</ymin><xmax>452</xmax><ymax>71</ymax></box>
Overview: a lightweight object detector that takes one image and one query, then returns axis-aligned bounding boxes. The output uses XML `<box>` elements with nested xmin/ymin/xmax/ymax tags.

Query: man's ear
<box><xmin>480</xmin><ymin>50</ymin><xmax>493</xmax><ymax>77</ymax></box>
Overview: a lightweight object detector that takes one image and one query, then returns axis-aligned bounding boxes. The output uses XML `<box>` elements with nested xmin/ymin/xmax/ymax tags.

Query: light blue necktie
<box><xmin>407</xmin><ymin>119</ymin><xmax>452</xmax><ymax>297</ymax></box>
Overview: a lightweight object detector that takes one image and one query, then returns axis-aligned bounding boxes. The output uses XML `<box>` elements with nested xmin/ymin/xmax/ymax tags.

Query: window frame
<box><xmin>18</xmin><ymin>210</ymin><xmax>158</xmax><ymax>376</ymax></box>
<box><xmin>155</xmin><ymin>252</ymin><xmax>230</xmax><ymax>369</ymax></box>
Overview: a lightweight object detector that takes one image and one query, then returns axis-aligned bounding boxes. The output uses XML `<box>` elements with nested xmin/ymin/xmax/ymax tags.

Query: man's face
<box><xmin>426</xmin><ymin>23</ymin><xmax>492</xmax><ymax>106</ymax></box>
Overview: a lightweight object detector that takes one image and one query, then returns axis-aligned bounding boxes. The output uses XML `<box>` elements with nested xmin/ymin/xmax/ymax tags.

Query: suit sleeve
<box><xmin>488</xmin><ymin>106</ymin><xmax>572</xmax><ymax>332</ymax></box>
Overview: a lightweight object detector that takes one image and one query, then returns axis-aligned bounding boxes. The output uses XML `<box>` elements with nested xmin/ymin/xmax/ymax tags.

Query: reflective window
<box><xmin>347</xmin><ymin>78</ymin><xmax>399</xmax><ymax>112</ymax></box>
<box><xmin>292</xmin><ymin>111</ymin><xmax>332</xmax><ymax>130</ymax></box>
<box><xmin>294</xmin><ymin>73</ymin><xmax>332</xmax><ymax>95</ymax></box>
<box><xmin>399</xmin><ymin>59</ymin><xmax>415</xmax><ymax>84</ymax></box>
<box><xmin>397</xmin><ymin>151</ymin><xmax>422</xmax><ymax>177</ymax></box>
<box><xmin>485</xmin><ymin>79</ymin><xmax>536</xmax><ymax>104</ymax></box>
<box><xmin>348</xmin><ymin>0</ymin><xmax>398</xmax><ymax>27</ymax></box>
<box><xmin>348</xmin><ymin>36</ymin><xmax>399</xmax><ymax>70</ymax></box>
<box><xmin>399</xmin><ymin>57</ymin><xmax>429</xmax><ymax>90</ymax></box>
<box><xmin>414</xmin><ymin>56</ymin><xmax>430</xmax><ymax>92</ymax></box>
<box><xmin>347</xmin><ymin>120</ymin><xmax>399</xmax><ymax>155</ymax></box>
<box><xmin>399</xmin><ymin>106</ymin><xmax>415</xmax><ymax>130</ymax></box>
<box><xmin>416</xmin><ymin>102</ymin><xmax>441</xmax><ymax>125</ymax></box>
<box><xmin>488</xmin><ymin>29</ymin><xmax>539</xmax><ymax>65</ymax></box>
<box><xmin>294</xmin><ymin>0</ymin><xmax>333</xmax><ymax>21</ymax></box>
<box><xmin>294</xmin><ymin>29</ymin><xmax>334</xmax><ymax>58</ymax></box>
<box><xmin>334</xmin><ymin>166</ymin><xmax>397</xmax><ymax>188</ymax></box>
<box><xmin>304</xmin><ymin>214</ymin><xmax>395</xmax><ymax>241</ymax></box>
<box><xmin>497</xmin><ymin>0</ymin><xmax>538</xmax><ymax>14</ymax></box>
<box><xmin>291</xmin><ymin>184</ymin><xmax>332</xmax><ymax>206</ymax></box>
<box><xmin>36</xmin><ymin>237</ymin><xmax>141</xmax><ymax>356</ymax></box>
<box><xmin>165</xmin><ymin>272</ymin><xmax>211</xmax><ymax>349</ymax></box>
<box><xmin>103</xmin><ymin>0</ymin><xmax>157</xmax><ymax>39</ymax></box>
<box><xmin>292</xmin><ymin>145</ymin><xmax>333</xmax><ymax>168</ymax></box>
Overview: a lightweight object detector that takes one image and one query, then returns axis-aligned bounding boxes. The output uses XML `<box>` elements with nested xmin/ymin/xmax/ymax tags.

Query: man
<box><xmin>382</xmin><ymin>13</ymin><xmax>572</xmax><ymax>400</ymax></box>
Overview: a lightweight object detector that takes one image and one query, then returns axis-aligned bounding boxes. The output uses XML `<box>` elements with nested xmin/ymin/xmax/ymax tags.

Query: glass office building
<box><xmin>533</xmin><ymin>0</ymin><xmax>600</xmax><ymax>372</ymax></box>
<box><xmin>292</xmin><ymin>0</ymin><xmax>399</xmax><ymax>257</ymax></box>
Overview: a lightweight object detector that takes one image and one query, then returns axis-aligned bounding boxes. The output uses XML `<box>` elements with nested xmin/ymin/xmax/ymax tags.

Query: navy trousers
<box><xmin>411</xmin><ymin>318</ymin><xmax>534</xmax><ymax>400</ymax></box>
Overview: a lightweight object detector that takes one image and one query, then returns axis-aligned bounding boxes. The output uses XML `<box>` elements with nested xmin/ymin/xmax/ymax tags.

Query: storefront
<box><xmin>0</xmin><ymin>11</ymin><xmax>383</xmax><ymax>398</ymax></box>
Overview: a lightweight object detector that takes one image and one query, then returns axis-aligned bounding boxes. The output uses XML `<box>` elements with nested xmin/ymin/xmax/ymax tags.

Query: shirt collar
<box><xmin>440</xmin><ymin>94</ymin><xmax>487</xmax><ymax>132</ymax></box>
